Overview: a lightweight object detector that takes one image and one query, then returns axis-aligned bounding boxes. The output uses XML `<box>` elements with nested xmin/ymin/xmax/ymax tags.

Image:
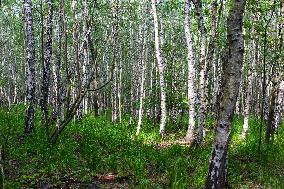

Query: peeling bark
<box><xmin>205</xmin><ymin>0</ymin><xmax>246</xmax><ymax>188</ymax></box>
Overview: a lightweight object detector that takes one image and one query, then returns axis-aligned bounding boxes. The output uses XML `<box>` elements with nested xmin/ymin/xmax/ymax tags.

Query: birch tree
<box><xmin>193</xmin><ymin>0</ymin><xmax>207</xmax><ymax>143</ymax></box>
<box><xmin>151</xmin><ymin>0</ymin><xmax>167</xmax><ymax>137</ymax></box>
<box><xmin>136</xmin><ymin>10</ymin><xmax>148</xmax><ymax>135</ymax></box>
<box><xmin>205</xmin><ymin>0</ymin><xmax>246</xmax><ymax>187</ymax></box>
<box><xmin>23</xmin><ymin>0</ymin><xmax>36</xmax><ymax>133</ymax></box>
<box><xmin>184</xmin><ymin>0</ymin><xmax>196</xmax><ymax>142</ymax></box>
<box><xmin>40</xmin><ymin>0</ymin><xmax>53</xmax><ymax>132</ymax></box>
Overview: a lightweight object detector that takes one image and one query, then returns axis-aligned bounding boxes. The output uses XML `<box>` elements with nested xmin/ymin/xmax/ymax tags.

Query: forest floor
<box><xmin>0</xmin><ymin>105</ymin><xmax>284</xmax><ymax>189</ymax></box>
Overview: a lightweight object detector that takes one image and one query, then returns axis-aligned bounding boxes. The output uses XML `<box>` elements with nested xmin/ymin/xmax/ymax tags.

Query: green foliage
<box><xmin>0</xmin><ymin>106</ymin><xmax>283</xmax><ymax>188</ymax></box>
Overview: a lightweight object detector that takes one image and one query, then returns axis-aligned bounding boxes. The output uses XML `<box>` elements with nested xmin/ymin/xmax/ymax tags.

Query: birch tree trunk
<box><xmin>54</xmin><ymin>0</ymin><xmax>65</xmax><ymax>128</ymax></box>
<box><xmin>111</xmin><ymin>29</ymin><xmax>118</xmax><ymax>123</ymax></box>
<box><xmin>151</xmin><ymin>0</ymin><xmax>167</xmax><ymax>137</ymax></box>
<box><xmin>242</xmin><ymin>40</ymin><xmax>254</xmax><ymax>139</ymax></box>
<box><xmin>207</xmin><ymin>0</ymin><xmax>222</xmax><ymax>116</ymax></box>
<box><xmin>111</xmin><ymin>3</ymin><xmax>118</xmax><ymax>123</ymax></box>
<box><xmin>273</xmin><ymin>2</ymin><xmax>284</xmax><ymax>133</ymax></box>
<box><xmin>184</xmin><ymin>0</ymin><xmax>196</xmax><ymax>142</ymax></box>
<box><xmin>82</xmin><ymin>0</ymin><xmax>89</xmax><ymax>116</ymax></box>
<box><xmin>273</xmin><ymin>80</ymin><xmax>284</xmax><ymax>132</ymax></box>
<box><xmin>193</xmin><ymin>0</ymin><xmax>207</xmax><ymax>143</ymax></box>
<box><xmin>118</xmin><ymin>48</ymin><xmax>122</xmax><ymax>123</ymax></box>
<box><xmin>205</xmin><ymin>0</ymin><xmax>246</xmax><ymax>187</ymax></box>
<box><xmin>40</xmin><ymin>0</ymin><xmax>53</xmax><ymax>132</ymax></box>
<box><xmin>136</xmin><ymin>18</ymin><xmax>147</xmax><ymax>135</ymax></box>
<box><xmin>24</xmin><ymin>0</ymin><xmax>36</xmax><ymax>133</ymax></box>
<box><xmin>267</xmin><ymin>2</ymin><xmax>283</xmax><ymax>139</ymax></box>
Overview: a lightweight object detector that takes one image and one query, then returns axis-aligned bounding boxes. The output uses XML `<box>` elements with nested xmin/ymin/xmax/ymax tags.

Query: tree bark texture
<box><xmin>205</xmin><ymin>0</ymin><xmax>246</xmax><ymax>188</ymax></box>
<box><xmin>24</xmin><ymin>0</ymin><xmax>36</xmax><ymax>133</ymax></box>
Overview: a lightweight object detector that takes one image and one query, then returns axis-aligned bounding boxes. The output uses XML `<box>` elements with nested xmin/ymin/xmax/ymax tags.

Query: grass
<box><xmin>0</xmin><ymin>105</ymin><xmax>283</xmax><ymax>188</ymax></box>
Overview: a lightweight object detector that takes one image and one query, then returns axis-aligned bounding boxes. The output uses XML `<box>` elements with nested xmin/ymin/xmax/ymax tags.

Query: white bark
<box><xmin>151</xmin><ymin>0</ymin><xmax>167</xmax><ymax>136</ymax></box>
<box><xmin>242</xmin><ymin>41</ymin><xmax>255</xmax><ymax>139</ymax></box>
<box><xmin>205</xmin><ymin>0</ymin><xmax>246</xmax><ymax>187</ymax></box>
<box><xmin>193</xmin><ymin>0</ymin><xmax>207</xmax><ymax>143</ymax></box>
<box><xmin>273</xmin><ymin>80</ymin><xmax>284</xmax><ymax>131</ymax></box>
<box><xmin>184</xmin><ymin>0</ymin><xmax>196</xmax><ymax>142</ymax></box>
<box><xmin>136</xmin><ymin>21</ymin><xmax>147</xmax><ymax>135</ymax></box>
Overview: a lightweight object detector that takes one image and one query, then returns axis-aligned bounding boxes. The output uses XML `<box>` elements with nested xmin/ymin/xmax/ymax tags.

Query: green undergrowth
<box><xmin>0</xmin><ymin>105</ymin><xmax>283</xmax><ymax>188</ymax></box>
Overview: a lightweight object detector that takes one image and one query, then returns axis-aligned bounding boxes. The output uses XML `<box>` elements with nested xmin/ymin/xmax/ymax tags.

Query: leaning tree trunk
<box><xmin>151</xmin><ymin>0</ymin><xmax>167</xmax><ymax>137</ymax></box>
<box><xmin>205</xmin><ymin>0</ymin><xmax>246</xmax><ymax>188</ymax></box>
<box><xmin>184</xmin><ymin>0</ymin><xmax>196</xmax><ymax>142</ymax></box>
<box><xmin>24</xmin><ymin>0</ymin><xmax>36</xmax><ymax>133</ymax></box>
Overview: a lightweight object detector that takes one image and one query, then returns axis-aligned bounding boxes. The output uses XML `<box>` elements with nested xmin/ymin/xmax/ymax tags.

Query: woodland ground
<box><xmin>0</xmin><ymin>105</ymin><xmax>284</xmax><ymax>189</ymax></box>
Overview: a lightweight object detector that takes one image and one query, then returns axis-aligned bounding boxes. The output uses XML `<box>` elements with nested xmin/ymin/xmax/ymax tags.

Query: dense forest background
<box><xmin>0</xmin><ymin>0</ymin><xmax>283</xmax><ymax>188</ymax></box>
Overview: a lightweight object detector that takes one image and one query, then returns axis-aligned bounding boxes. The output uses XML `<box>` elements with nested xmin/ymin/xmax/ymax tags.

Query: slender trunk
<box><xmin>258</xmin><ymin>13</ymin><xmax>273</xmax><ymax>152</ymax></box>
<box><xmin>205</xmin><ymin>0</ymin><xmax>246</xmax><ymax>188</ymax></box>
<box><xmin>266</xmin><ymin>80</ymin><xmax>277</xmax><ymax>143</ymax></box>
<box><xmin>24</xmin><ymin>0</ymin><xmax>36</xmax><ymax>133</ymax></box>
<box><xmin>63</xmin><ymin>0</ymin><xmax>70</xmax><ymax>115</ymax></box>
<box><xmin>136</xmin><ymin>20</ymin><xmax>147</xmax><ymax>135</ymax></box>
<box><xmin>151</xmin><ymin>0</ymin><xmax>167</xmax><ymax>137</ymax></box>
<box><xmin>41</xmin><ymin>0</ymin><xmax>53</xmax><ymax>133</ymax></box>
<box><xmin>206</xmin><ymin>0</ymin><xmax>220</xmax><ymax>116</ymax></box>
<box><xmin>193</xmin><ymin>0</ymin><xmax>207</xmax><ymax>143</ymax></box>
<box><xmin>55</xmin><ymin>0</ymin><xmax>64</xmax><ymax>128</ymax></box>
<box><xmin>184</xmin><ymin>0</ymin><xmax>196</xmax><ymax>142</ymax></box>
<box><xmin>241</xmin><ymin>48</ymin><xmax>253</xmax><ymax>139</ymax></box>
<box><xmin>118</xmin><ymin>48</ymin><xmax>122</xmax><ymax>123</ymax></box>
<box><xmin>111</xmin><ymin>31</ymin><xmax>118</xmax><ymax>123</ymax></box>
<box><xmin>111</xmin><ymin>5</ymin><xmax>118</xmax><ymax>123</ymax></box>
<box><xmin>72</xmin><ymin>0</ymin><xmax>81</xmax><ymax>120</ymax></box>
<box><xmin>273</xmin><ymin>2</ymin><xmax>284</xmax><ymax>133</ymax></box>
<box><xmin>273</xmin><ymin>80</ymin><xmax>284</xmax><ymax>132</ymax></box>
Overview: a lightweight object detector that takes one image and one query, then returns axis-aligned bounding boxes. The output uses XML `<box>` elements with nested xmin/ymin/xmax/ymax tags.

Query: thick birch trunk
<box><xmin>205</xmin><ymin>0</ymin><xmax>246</xmax><ymax>188</ymax></box>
